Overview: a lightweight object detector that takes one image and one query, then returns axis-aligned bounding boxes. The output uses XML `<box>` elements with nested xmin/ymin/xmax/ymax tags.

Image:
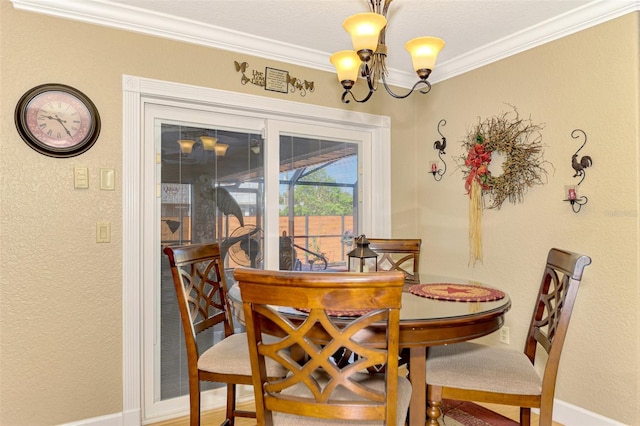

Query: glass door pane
<box><xmin>278</xmin><ymin>135</ymin><xmax>358</xmax><ymax>272</ymax></box>
<box><xmin>143</xmin><ymin>101</ymin><xmax>377</xmax><ymax>420</ymax></box>
<box><xmin>158</xmin><ymin>120</ymin><xmax>264</xmax><ymax>401</ymax></box>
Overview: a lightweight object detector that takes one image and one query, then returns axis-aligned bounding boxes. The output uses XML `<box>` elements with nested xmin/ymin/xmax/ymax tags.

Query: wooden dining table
<box><xmin>227</xmin><ymin>273</ymin><xmax>511</xmax><ymax>426</ymax></box>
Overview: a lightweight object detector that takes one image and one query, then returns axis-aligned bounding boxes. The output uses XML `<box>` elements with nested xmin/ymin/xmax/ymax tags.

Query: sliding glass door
<box><xmin>142</xmin><ymin>104</ymin><xmax>371</xmax><ymax>419</ymax></box>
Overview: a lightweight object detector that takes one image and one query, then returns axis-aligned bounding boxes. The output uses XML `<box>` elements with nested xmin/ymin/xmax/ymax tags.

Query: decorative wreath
<box><xmin>459</xmin><ymin>107</ymin><xmax>550</xmax><ymax>264</ymax></box>
<box><xmin>461</xmin><ymin>107</ymin><xmax>549</xmax><ymax>209</ymax></box>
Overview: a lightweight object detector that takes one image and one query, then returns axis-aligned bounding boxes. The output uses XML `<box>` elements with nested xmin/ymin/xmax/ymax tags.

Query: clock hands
<box><xmin>40</xmin><ymin>113</ymin><xmax>72</xmax><ymax>137</ymax></box>
<box><xmin>54</xmin><ymin>115</ymin><xmax>72</xmax><ymax>137</ymax></box>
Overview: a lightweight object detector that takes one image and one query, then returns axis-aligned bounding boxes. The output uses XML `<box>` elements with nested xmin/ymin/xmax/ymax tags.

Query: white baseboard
<box><xmin>550</xmin><ymin>399</ymin><xmax>627</xmax><ymax>426</ymax></box>
<box><xmin>61</xmin><ymin>397</ymin><xmax>627</xmax><ymax>426</ymax></box>
<box><xmin>59</xmin><ymin>412</ymin><xmax>124</xmax><ymax>426</ymax></box>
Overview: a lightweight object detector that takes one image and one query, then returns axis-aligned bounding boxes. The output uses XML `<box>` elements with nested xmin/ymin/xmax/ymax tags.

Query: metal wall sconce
<box><xmin>564</xmin><ymin>129</ymin><xmax>593</xmax><ymax>213</ymax></box>
<box><xmin>431</xmin><ymin>119</ymin><xmax>447</xmax><ymax>181</ymax></box>
<box><xmin>564</xmin><ymin>184</ymin><xmax>588</xmax><ymax>213</ymax></box>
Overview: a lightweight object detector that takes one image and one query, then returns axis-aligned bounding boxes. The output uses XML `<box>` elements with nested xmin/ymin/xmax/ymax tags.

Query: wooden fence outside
<box><xmin>162</xmin><ymin>215</ymin><xmax>355</xmax><ymax>267</ymax></box>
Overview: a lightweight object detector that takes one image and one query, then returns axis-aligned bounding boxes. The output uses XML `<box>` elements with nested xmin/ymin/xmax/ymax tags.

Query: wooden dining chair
<box><xmin>367</xmin><ymin>238</ymin><xmax>422</xmax><ymax>283</ymax></box>
<box><xmin>425</xmin><ymin>248</ymin><xmax>592</xmax><ymax>426</ymax></box>
<box><xmin>163</xmin><ymin>243</ymin><xmax>286</xmax><ymax>426</ymax></box>
<box><xmin>235</xmin><ymin>268</ymin><xmax>412</xmax><ymax>426</ymax></box>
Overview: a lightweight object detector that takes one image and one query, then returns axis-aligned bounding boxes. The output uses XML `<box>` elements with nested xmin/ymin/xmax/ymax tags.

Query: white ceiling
<box><xmin>11</xmin><ymin>0</ymin><xmax>640</xmax><ymax>87</ymax></box>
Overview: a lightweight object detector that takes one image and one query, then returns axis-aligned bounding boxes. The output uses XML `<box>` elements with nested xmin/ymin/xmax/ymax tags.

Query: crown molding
<box><xmin>431</xmin><ymin>0</ymin><xmax>640</xmax><ymax>84</ymax></box>
<box><xmin>10</xmin><ymin>0</ymin><xmax>640</xmax><ymax>88</ymax></box>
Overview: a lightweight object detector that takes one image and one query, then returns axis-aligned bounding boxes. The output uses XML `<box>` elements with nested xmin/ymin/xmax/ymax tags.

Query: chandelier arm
<box><xmin>381</xmin><ymin>74</ymin><xmax>432</xmax><ymax>99</ymax></box>
<box><xmin>341</xmin><ymin>91</ymin><xmax>352</xmax><ymax>104</ymax></box>
<box><xmin>417</xmin><ymin>83</ymin><xmax>433</xmax><ymax>95</ymax></box>
<box><xmin>340</xmin><ymin>72</ymin><xmax>376</xmax><ymax>104</ymax></box>
<box><xmin>342</xmin><ymin>86</ymin><xmax>375</xmax><ymax>104</ymax></box>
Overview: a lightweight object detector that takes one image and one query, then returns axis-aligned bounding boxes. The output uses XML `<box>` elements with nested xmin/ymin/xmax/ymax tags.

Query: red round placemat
<box><xmin>409</xmin><ymin>283</ymin><xmax>505</xmax><ymax>302</ymax></box>
<box><xmin>295</xmin><ymin>307</ymin><xmax>372</xmax><ymax>317</ymax></box>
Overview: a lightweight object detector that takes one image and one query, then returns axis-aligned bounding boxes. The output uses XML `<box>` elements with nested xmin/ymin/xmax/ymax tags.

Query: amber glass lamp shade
<box><xmin>330</xmin><ymin>50</ymin><xmax>361</xmax><ymax>83</ymax></box>
<box><xmin>214</xmin><ymin>143</ymin><xmax>229</xmax><ymax>156</ymax></box>
<box><xmin>342</xmin><ymin>12</ymin><xmax>387</xmax><ymax>54</ymax></box>
<box><xmin>199</xmin><ymin>136</ymin><xmax>217</xmax><ymax>151</ymax></box>
<box><xmin>405</xmin><ymin>36</ymin><xmax>445</xmax><ymax>75</ymax></box>
<box><xmin>177</xmin><ymin>139</ymin><xmax>195</xmax><ymax>154</ymax></box>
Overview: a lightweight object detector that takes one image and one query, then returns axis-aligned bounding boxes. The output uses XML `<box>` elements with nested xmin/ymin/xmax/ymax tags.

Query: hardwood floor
<box><xmin>149</xmin><ymin>399</ymin><xmax>563</xmax><ymax>425</ymax></box>
<box><xmin>148</xmin><ymin>400</ymin><xmax>255</xmax><ymax>426</ymax></box>
<box><xmin>477</xmin><ymin>402</ymin><xmax>563</xmax><ymax>426</ymax></box>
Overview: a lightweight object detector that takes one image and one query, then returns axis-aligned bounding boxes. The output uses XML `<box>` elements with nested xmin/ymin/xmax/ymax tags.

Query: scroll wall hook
<box><xmin>431</xmin><ymin>119</ymin><xmax>447</xmax><ymax>181</ymax></box>
<box><xmin>565</xmin><ymin>129</ymin><xmax>593</xmax><ymax>213</ymax></box>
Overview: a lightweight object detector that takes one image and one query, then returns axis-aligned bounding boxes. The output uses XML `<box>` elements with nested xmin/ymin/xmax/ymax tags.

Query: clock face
<box><xmin>15</xmin><ymin>84</ymin><xmax>100</xmax><ymax>158</ymax></box>
<box><xmin>25</xmin><ymin>91</ymin><xmax>92</xmax><ymax>147</ymax></box>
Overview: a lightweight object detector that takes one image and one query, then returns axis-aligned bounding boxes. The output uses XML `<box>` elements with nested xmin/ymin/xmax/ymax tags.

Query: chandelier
<box><xmin>330</xmin><ymin>0</ymin><xmax>445</xmax><ymax>104</ymax></box>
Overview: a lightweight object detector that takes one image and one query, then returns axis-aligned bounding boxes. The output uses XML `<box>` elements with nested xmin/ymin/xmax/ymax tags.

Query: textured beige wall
<box><xmin>1</xmin><ymin>0</ymin><xmax>638</xmax><ymax>424</ymax></box>
<box><xmin>415</xmin><ymin>13</ymin><xmax>639</xmax><ymax>424</ymax></box>
<box><xmin>0</xmin><ymin>1</ymin><xmax>417</xmax><ymax>424</ymax></box>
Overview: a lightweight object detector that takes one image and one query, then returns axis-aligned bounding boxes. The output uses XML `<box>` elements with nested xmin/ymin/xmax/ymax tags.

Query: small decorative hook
<box><xmin>431</xmin><ymin>119</ymin><xmax>447</xmax><ymax>181</ymax></box>
<box><xmin>565</xmin><ymin>129</ymin><xmax>592</xmax><ymax>213</ymax></box>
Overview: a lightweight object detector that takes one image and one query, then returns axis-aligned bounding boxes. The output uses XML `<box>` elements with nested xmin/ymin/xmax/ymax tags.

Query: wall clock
<box><xmin>14</xmin><ymin>83</ymin><xmax>101</xmax><ymax>158</ymax></box>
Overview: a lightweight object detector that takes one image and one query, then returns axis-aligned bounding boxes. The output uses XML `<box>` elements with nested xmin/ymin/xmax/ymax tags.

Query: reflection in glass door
<box><xmin>157</xmin><ymin>120</ymin><xmax>264</xmax><ymax>402</ymax></box>
<box><xmin>142</xmin><ymin>101</ymin><xmax>375</xmax><ymax>421</ymax></box>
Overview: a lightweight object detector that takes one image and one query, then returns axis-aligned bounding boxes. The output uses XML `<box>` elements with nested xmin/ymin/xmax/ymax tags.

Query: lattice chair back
<box><xmin>525</xmin><ymin>248</ymin><xmax>592</xmax><ymax>374</ymax></box>
<box><xmin>367</xmin><ymin>238</ymin><xmax>422</xmax><ymax>283</ymax></box>
<box><xmin>425</xmin><ymin>248</ymin><xmax>592</xmax><ymax>426</ymax></box>
<box><xmin>165</xmin><ymin>243</ymin><xmax>234</xmax><ymax>345</ymax></box>
<box><xmin>235</xmin><ymin>268</ymin><xmax>412</xmax><ymax>426</ymax></box>
<box><xmin>163</xmin><ymin>242</ymin><xmax>260</xmax><ymax>426</ymax></box>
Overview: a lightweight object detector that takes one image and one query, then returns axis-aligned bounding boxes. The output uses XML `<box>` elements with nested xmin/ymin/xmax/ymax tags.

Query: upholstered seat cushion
<box><xmin>271</xmin><ymin>372</ymin><xmax>413</xmax><ymax>425</ymax></box>
<box><xmin>197</xmin><ymin>333</ymin><xmax>286</xmax><ymax>377</ymax></box>
<box><xmin>426</xmin><ymin>342</ymin><xmax>543</xmax><ymax>395</ymax></box>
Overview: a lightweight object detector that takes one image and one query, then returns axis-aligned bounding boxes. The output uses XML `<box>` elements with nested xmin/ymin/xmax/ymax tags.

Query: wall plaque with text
<box><xmin>235</xmin><ymin>60</ymin><xmax>314</xmax><ymax>97</ymax></box>
<box><xmin>265</xmin><ymin>67</ymin><xmax>289</xmax><ymax>93</ymax></box>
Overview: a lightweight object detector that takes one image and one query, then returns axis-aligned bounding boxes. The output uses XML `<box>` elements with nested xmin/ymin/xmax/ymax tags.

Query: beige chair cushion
<box><xmin>198</xmin><ymin>333</ymin><xmax>286</xmax><ymax>377</ymax></box>
<box><xmin>271</xmin><ymin>372</ymin><xmax>413</xmax><ymax>425</ymax></box>
<box><xmin>427</xmin><ymin>342</ymin><xmax>542</xmax><ymax>395</ymax></box>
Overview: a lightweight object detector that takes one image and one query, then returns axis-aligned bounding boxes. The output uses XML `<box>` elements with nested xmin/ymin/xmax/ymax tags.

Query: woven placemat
<box><xmin>295</xmin><ymin>307</ymin><xmax>372</xmax><ymax>317</ymax></box>
<box><xmin>409</xmin><ymin>283</ymin><xmax>505</xmax><ymax>302</ymax></box>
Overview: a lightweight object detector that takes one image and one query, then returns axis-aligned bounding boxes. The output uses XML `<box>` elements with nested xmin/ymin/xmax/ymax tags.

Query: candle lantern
<box><xmin>347</xmin><ymin>235</ymin><xmax>378</xmax><ymax>272</ymax></box>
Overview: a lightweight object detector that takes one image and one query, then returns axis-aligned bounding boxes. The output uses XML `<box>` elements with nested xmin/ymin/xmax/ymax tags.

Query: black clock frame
<box><xmin>14</xmin><ymin>83</ymin><xmax>101</xmax><ymax>158</ymax></box>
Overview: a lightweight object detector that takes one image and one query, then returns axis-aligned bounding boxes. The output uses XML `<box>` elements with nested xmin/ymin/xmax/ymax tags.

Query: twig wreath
<box><xmin>459</xmin><ymin>107</ymin><xmax>550</xmax><ymax>265</ymax></box>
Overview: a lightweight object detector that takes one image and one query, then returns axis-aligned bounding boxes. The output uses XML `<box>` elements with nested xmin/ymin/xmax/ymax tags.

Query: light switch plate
<box><xmin>74</xmin><ymin>167</ymin><xmax>89</xmax><ymax>189</ymax></box>
<box><xmin>100</xmin><ymin>168</ymin><xmax>115</xmax><ymax>190</ymax></box>
<box><xmin>96</xmin><ymin>221</ymin><xmax>111</xmax><ymax>243</ymax></box>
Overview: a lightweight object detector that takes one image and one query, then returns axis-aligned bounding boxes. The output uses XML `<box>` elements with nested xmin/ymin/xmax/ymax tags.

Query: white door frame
<box><xmin>121</xmin><ymin>74</ymin><xmax>391</xmax><ymax>423</ymax></box>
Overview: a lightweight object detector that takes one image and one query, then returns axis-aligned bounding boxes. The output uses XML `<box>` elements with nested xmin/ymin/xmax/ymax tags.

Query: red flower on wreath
<box><xmin>464</xmin><ymin>137</ymin><xmax>492</xmax><ymax>194</ymax></box>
